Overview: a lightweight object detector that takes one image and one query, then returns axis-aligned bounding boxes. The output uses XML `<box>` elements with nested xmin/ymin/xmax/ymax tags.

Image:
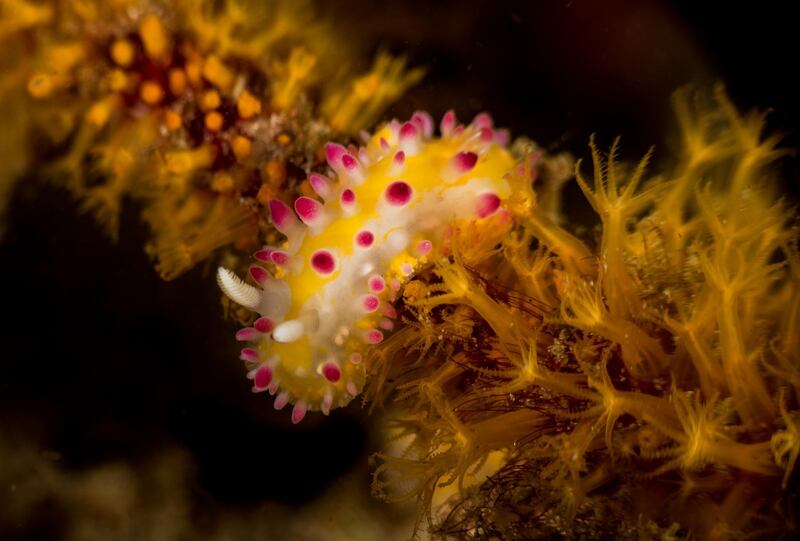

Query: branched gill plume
<box><xmin>365</xmin><ymin>87</ymin><xmax>799</xmax><ymax>540</ymax></box>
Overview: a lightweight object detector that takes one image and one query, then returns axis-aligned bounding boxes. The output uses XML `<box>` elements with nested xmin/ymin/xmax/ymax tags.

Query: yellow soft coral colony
<box><xmin>366</xmin><ymin>88</ymin><xmax>799</xmax><ymax>540</ymax></box>
<box><xmin>3</xmin><ymin>0</ymin><xmax>422</xmax><ymax>279</ymax></box>
<box><xmin>216</xmin><ymin>111</ymin><xmax>519</xmax><ymax>423</ymax></box>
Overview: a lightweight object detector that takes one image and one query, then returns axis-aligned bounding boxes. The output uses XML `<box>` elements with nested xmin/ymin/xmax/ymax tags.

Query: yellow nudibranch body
<box><xmin>217</xmin><ymin>111</ymin><xmax>516</xmax><ymax>422</ymax></box>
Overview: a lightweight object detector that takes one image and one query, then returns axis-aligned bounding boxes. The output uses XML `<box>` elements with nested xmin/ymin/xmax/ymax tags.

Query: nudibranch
<box><xmin>217</xmin><ymin>111</ymin><xmax>516</xmax><ymax>422</ymax></box>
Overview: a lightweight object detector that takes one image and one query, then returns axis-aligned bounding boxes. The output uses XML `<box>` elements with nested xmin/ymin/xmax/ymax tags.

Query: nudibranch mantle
<box><xmin>218</xmin><ymin>111</ymin><xmax>516</xmax><ymax>422</ymax></box>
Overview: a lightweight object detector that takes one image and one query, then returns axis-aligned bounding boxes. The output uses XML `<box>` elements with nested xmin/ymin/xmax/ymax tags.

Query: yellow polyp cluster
<box><xmin>271</xmin><ymin>47</ymin><xmax>317</xmax><ymax>110</ymax></box>
<box><xmin>147</xmin><ymin>193</ymin><xmax>258</xmax><ymax>282</ymax></box>
<box><xmin>322</xmin><ymin>53</ymin><xmax>426</xmax><ymax>134</ymax></box>
<box><xmin>366</xmin><ymin>88</ymin><xmax>800</xmax><ymax>539</ymax></box>
<box><xmin>1</xmin><ymin>0</ymin><xmax>422</xmax><ymax>277</ymax></box>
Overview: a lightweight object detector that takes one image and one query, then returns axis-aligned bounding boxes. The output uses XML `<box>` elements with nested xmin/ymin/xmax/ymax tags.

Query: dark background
<box><xmin>2</xmin><ymin>0</ymin><xmax>798</xmax><ymax>538</ymax></box>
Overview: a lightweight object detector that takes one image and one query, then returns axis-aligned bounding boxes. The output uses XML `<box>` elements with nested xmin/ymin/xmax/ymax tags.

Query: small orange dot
<box><xmin>200</xmin><ymin>89</ymin><xmax>221</xmax><ymax>111</ymax></box>
<box><xmin>27</xmin><ymin>73</ymin><xmax>54</xmax><ymax>98</ymax></box>
<box><xmin>165</xmin><ymin>110</ymin><xmax>182</xmax><ymax>130</ymax></box>
<box><xmin>232</xmin><ymin>136</ymin><xmax>252</xmax><ymax>161</ymax></box>
<box><xmin>237</xmin><ymin>90</ymin><xmax>262</xmax><ymax>119</ymax></box>
<box><xmin>110</xmin><ymin>39</ymin><xmax>135</xmax><ymax>67</ymax></box>
<box><xmin>168</xmin><ymin>68</ymin><xmax>186</xmax><ymax>96</ymax></box>
<box><xmin>205</xmin><ymin>111</ymin><xmax>224</xmax><ymax>132</ymax></box>
<box><xmin>140</xmin><ymin>81</ymin><xmax>164</xmax><ymax>105</ymax></box>
<box><xmin>184</xmin><ymin>60</ymin><xmax>202</xmax><ymax>86</ymax></box>
<box><xmin>256</xmin><ymin>184</ymin><xmax>276</xmax><ymax>206</ymax></box>
<box><xmin>276</xmin><ymin>133</ymin><xmax>291</xmax><ymax>146</ymax></box>
<box><xmin>87</xmin><ymin>100</ymin><xmax>113</xmax><ymax>127</ymax></box>
<box><xmin>211</xmin><ymin>171</ymin><xmax>235</xmax><ymax>193</ymax></box>
<box><xmin>202</xmin><ymin>55</ymin><xmax>234</xmax><ymax>91</ymax></box>
<box><xmin>108</xmin><ymin>69</ymin><xmax>129</xmax><ymax>92</ymax></box>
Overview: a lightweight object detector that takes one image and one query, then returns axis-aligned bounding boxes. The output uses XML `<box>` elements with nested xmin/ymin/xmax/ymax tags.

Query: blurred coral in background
<box><xmin>0</xmin><ymin>0</ymin><xmax>421</xmax><ymax>278</ymax></box>
<box><xmin>0</xmin><ymin>435</ymin><xmax>413</xmax><ymax>540</ymax></box>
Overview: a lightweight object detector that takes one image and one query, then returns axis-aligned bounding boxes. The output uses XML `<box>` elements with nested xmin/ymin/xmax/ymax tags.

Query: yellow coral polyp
<box><xmin>271</xmin><ymin>47</ymin><xmax>317</xmax><ymax>109</ymax></box>
<box><xmin>139</xmin><ymin>14</ymin><xmax>170</xmax><ymax>60</ymax></box>
<box><xmin>200</xmin><ymin>89</ymin><xmax>221</xmax><ymax>111</ymax></box>
<box><xmin>167</xmin><ymin>67</ymin><xmax>187</xmax><ymax>96</ymax></box>
<box><xmin>202</xmin><ymin>55</ymin><xmax>234</xmax><ymax>92</ymax></box>
<box><xmin>323</xmin><ymin>53</ymin><xmax>425</xmax><ymax>133</ymax></box>
<box><xmin>26</xmin><ymin>42</ymin><xmax>86</xmax><ymax>98</ymax></box>
<box><xmin>163</xmin><ymin>145</ymin><xmax>215</xmax><ymax>176</ymax></box>
<box><xmin>164</xmin><ymin>110</ymin><xmax>182</xmax><ymax>131</ymax></box>
<box><xmin>86</xmin><ymin>95</ymin><xmax>119</xmax><ymax>127</ymax></box>
<box><xmin>211</xmin><ymin>171</ymin><xmax>235</xmax><ymax>194</ymax></box>
<box><xmin>183</xmin><ymin>58</ymin><xmax>202</xmax><ymax>86</ymax></box>
<box><xmin>231</xmin><ymin>135</ymin><xmax>252</xmax><ymax>161</ymax></box>
<box><xmin>204</xmin><ymin>111</ymin><xmax>223</xmax><ymax>132</ymax></box>
<box><xmin>235</xmin><ymin>90</ymin><xmax>261</xmax><ymax>119</ymax></box>
<box><xmin>107</xmin><ymin>69</ymin><xmax>130</xmax><ymax>92</ymax></box>
<box><xmin>139</xmin><ymin>81</ymin><xmax>164</xmax><ymax>105</ymax></box>
<box><xmin>150</xmin><ymin>194</ymin><xmax>257</xmax><ymax>282</ymax></box>
<box><xmin>26</xmin><ymin>72</ymin><xmax>55</xmax><ymax>98</ymax></box>
<box><xmin>110</xmin><ymin>38</ymin><xmax>135</xmax><ymax>67</ymax></box>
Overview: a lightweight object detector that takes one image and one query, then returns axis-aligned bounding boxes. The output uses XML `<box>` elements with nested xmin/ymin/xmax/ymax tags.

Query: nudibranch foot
<box><xmin>218</xmin><ymin>110</ymin><xmax>517</xmax><ymax>422</ymax></box>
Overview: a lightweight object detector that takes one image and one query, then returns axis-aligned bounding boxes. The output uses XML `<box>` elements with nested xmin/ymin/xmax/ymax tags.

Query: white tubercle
<box><xmin>272</xmin><ymin>319</ymin><xmax>305</xmax><ymax>343</ymax></box>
